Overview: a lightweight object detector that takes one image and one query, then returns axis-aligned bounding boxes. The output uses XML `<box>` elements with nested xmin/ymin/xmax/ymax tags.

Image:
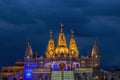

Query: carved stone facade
<box><xmin>0</xmin><ymin>25</ymin><xmax>107</xmax><ymax>80</ymax></box>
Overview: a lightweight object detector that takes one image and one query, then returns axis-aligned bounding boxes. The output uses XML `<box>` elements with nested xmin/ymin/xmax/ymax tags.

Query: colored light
<box><xmin>26</xmin><ymin>72</ymin><xmax>31</xmax><ymax>77</ymax></box>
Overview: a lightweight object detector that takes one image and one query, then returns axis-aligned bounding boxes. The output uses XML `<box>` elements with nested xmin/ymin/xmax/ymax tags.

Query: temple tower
<box><xmin>91</xmin><ymin>40</ymin><xmax>100</xmax><ymax>67</ymax></box>
<box><xmin>55</xmin><ymin>23</ymin><xmax>69</xmax><ymax>57</ymax></box>
<box><xmin>45</xmin><ymin>30</ymin><xmax>55</xmax><ymax>58</ymax></box>
<box><xmin>24</xmin><ymin>41</ymin><xmax>33</xmax><ymax>59</ymax></box>
<box><xmin>69</xmin><ymin>30</ymin><xmax>79</xmax><ymax>58</ymax></box>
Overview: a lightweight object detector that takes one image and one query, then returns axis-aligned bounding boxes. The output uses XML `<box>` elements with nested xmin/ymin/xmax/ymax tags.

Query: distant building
<box><xmin>0</xmin><ymin>24</ymin><xmax>111</xmax><ymax>80</ymax></box>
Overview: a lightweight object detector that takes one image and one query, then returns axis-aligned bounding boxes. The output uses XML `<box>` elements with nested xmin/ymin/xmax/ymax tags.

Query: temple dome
<box><xmin>45</xmin><ymin>30</ymin><xmax>55</xmax><ymax>58</ymax></box>
<box><xmin>69</xmin><ymin>30</ymin><xmax>79</xmax><ymax>58</ymax></box>
<box><xmin>55</xmin><ymin>23</ymin><xmax>69</xmax><ymax>57</ymax></box>
<box><xmin>55</xmin><ymin>46</ymin><xmax>69</xmax><ymax>57</ymax></box>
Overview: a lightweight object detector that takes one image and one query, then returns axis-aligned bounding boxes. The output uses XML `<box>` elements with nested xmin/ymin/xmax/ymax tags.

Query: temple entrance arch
<box><xmin>60</xmin><ymin>63</ymin><xmax>65</xmax><ymax>71</ymax></box>
<box><xmin>53</xmin><ymin>63</ymin><xmax>58</xmax><ymax>71</ymax></box>
<box><xmin>68</xmin><ymin>63</ymin><xmax>71</xmax><ymax>70</ymax></box>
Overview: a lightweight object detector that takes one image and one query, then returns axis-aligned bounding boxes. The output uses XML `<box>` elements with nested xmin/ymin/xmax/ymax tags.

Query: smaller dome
<box><xmin>55</xmin><ymin>46</ymin><xmax>69</xmax><ymax>57</ymax></box>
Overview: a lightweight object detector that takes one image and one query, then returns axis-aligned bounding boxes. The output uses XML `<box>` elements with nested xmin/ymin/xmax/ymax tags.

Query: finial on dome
<box><xmin>71</xmin><ymin>29</ymin><xmax>74</xmax><ymax>37</ymax></box>
<box><xmin>50</xmin><ymin>29</ymin><xmax>53</xmax><ymax>37</ymax></box>
<box><xmin>25</xmin><ymin>38</ymin><xmax>33</xmax><ymax>59</ymax></box>
<box><xmin>26</xmin><ymin>38</ymin><xmax>30</xmax><ymax>45</ymax></box>
<box><xmin>60</xmin><ymin>22</ymin><xmax>63</xmax><ymax>32</ymax></box>
<box><xmin>94</xmin><ymin>36</ymin><xmax>98</xmax><ymax>45</ymax></box>
<box><xmin>91</xmin><ymin>37</ymin><xmax>100</xmax><ymax>57</ymax></box>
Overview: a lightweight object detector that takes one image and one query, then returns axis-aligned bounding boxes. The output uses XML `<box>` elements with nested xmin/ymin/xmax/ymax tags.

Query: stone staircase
<box><xmin>51</xmin><ymin>71</ymin><xmax>74</xmax><ymax>80</ymax></box>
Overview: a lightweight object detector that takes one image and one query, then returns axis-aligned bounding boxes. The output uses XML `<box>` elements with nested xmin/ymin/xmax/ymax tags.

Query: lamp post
<box><xmin>60</xmin><ymin>63</ymin><xmax>64</xmax><ymax>80</ymax></box>
<box><xmin>61</xmin><ymin>70</ymin><xmax>64</xmax><ymax>80</ymax></box>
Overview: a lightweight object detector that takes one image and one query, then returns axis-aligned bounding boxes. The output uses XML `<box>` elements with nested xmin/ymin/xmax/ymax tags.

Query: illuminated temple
<box><xmin>0</xmin><ymin>25</ymin><xmax>109</xmax><ymax>80</ymax></box>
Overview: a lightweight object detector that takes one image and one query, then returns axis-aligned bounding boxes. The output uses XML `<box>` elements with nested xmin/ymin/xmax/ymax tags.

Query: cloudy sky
<box><xmin>0</xmin><ymin>0</ymin><xmax>120</xmax><ymax>68</ymax></box>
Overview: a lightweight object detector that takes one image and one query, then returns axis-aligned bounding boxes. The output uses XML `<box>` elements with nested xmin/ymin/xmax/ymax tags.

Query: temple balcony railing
<box><xmin>74</xmin><ymin>68</ymin><xmax>93</xmax><ymax>74</ymax></box>
<box><xmin>32</xmin><ymin>68</ymin><xmax>51</xmax><ymax>74</ymax></box>
<box><xmin>1</xmin><ymin>66</ymin><xmax>24</xmax><ymax>72</ymax></box>
<box><xmin>0</xmin><ymin>72</ymin><xmax>16</xmax><ymax>77</ymax></box>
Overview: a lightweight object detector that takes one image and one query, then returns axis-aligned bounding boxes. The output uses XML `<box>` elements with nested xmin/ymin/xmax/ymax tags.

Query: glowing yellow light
<box><xmin>81</xmin><ymin>61</ymin><xmax>85</xmax><ymax>64</ymax></box>
<box><xmin>27</xmin><ymin>56</ymin><xmax>30</xmax><ymax>59</ymax></box>
<box><xmin>95</xmin><ymin>55</ymin><xmax>98</xmax><ymax>58</ymax></box>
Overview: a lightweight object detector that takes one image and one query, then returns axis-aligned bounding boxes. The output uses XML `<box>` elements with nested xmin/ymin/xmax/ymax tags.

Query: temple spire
<box><xmin>24</xmin><ymin>41</ymin><xmax>33</xmax><ymax>59</ymax></box>
<box><xmin>91</xmin><ymin>40</ymin><xmax>100</xmax><ymax>57</ymax></box>
<box><xmin>46</xmin><ymin>30</ymin><xmax>55</xmax><ymax>58</ymax></box>
<box><xmin>69</xmin><ymin>29</ymin><xmax>79</xmax><ymax>58</ymax></box>
<box><xmin>71</xmin><ymin>29</ymin><xmax>74</xmax><ymax>37</ymax></box>
<box><xmin>60</xmin><ymin>22</ymin><xmax>63</xmax><ymax>32</ymax></box>
<box><xmin>50</xmin><ymin>29</ymin><xmax>53</xmax><ymax>38</ymax></box>
<box><xmin>55</xmin><ymin>23</ymin><xmax>69</xmax><ymax>57</ymax></box>
<box><xmin>57</xmin><ymin>22</ymin><xmax>67</xmax><ymax>47</ymax></box>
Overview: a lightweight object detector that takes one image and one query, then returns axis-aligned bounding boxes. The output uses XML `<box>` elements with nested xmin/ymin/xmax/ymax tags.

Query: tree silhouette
<box><xmin>111</xmin><ymin>77</ymin><xmax>114</xmax><ymax>80</ymax></box>
<box><xmin>2</xmin><ymin>76</ymin><xmax>8</xmax><ymax>80</ymax></box>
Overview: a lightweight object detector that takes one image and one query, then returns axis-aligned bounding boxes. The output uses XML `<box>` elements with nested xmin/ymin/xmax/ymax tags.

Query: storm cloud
<box><xmin>0</xmin><ymin>0</ymin><xmax>120</xmax><ymax>67</ymax></box>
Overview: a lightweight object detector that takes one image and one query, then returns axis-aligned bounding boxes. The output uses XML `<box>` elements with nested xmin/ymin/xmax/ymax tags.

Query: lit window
<box><xmin>20</xmin><ymin>76</ymin><xmax>23</xmax><ymax>79</ymax></box>
<box><xmin>81</xmin><ymin>61</ymin><xmax>85</xmax><ymax>64</ymax></box>
<box><xmin>95</xmin><ymin>64</ymin><xmax>98</xmax><ymax>66</ymax></box>
<box><xmin>72</xmin><ymin>51</ymin><xmax>74</xmax><ymax>54</ymax></box>
<box><xmin>95</xmin><ymin>55</ymin><xmax>98</xmax><ymax>58</ymax></box>
<box><xmin>27</xmin><ymin>56</ymin><xmax>30</xmax><ymax>59</ymax></box>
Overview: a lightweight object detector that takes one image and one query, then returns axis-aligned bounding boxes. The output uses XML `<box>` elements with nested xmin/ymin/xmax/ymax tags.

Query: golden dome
<box><xmin>55</xmin><ymin>23</ymin><xmax>69</xmax><ymax>57</ymax></box>
<box><xmin>55</xmin><ymin>46</ymin><xmax>69</xmax><ymax>57</ymax></box>
<box><xmin>69</xmin><ymin>30</ymin><xmax>79</xmax><ymax>58</ymax></box>
<box><xmin>45</xmin><ymin>24</ymin><xmax>80</xmax><ymax>58</ymax></box>
<box><xmin>46</xmin><ymin>30</ymin><xmax>55</xmax><ymax>58</ymax></box>
<box><xmin>91</xmin><ymin>41</ymin><xmax>100</xmax><ymax>57</ymax></box>
<box><xmin>25</xmin><ymin>41</ymin><xmax>33</xmax><ymax>58</ymax></box>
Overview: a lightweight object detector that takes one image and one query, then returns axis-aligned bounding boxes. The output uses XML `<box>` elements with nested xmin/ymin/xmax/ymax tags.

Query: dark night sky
<box><xmin>0</xmin><ymin>0</ymin><xmax>120</xmax><ymax>68</ymax></box>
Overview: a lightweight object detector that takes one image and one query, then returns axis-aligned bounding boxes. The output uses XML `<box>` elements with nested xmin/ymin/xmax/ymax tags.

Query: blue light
<box><xmin>26</xmin><ymin>72</ymin><xmax>31</xmax><ymax>77</ymax></box>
